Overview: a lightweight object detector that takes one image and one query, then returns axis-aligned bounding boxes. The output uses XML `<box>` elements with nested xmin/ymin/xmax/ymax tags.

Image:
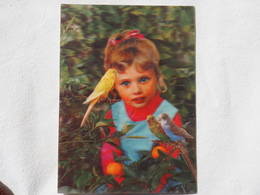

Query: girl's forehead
<box><xmin>116</xmin><ymin>65</ymin><xmax>156</xmax><ymax>78</ymax></box>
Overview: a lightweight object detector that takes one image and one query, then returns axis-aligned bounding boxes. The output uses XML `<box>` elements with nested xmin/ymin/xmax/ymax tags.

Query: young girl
<box><xmin>100</xmin><ymin>29</ymin><xmax>183</xmax><ymax>192</ymax></box>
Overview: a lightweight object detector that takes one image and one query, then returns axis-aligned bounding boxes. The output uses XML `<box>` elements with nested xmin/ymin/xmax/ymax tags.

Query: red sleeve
<box><xmin>100</xmin><ymin>110</ymin><xmax>124</xmax><ymax>184</ymax></box>
<box><xmin>104</xmin><ymin>110</ymin><xmax>117</xmax><ymax>136</ymax></box>
<box><xmin>173</xmin><ymin>112</ymin><xmax>182</xmax><ymax>127</ymax></box>
<box><xmin>105</xmin><ymin>110</ymin><xmax>112</xmax><ymax>119</ymax></box>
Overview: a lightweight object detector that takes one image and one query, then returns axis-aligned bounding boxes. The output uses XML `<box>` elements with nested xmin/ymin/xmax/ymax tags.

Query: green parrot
<box><xmin>146</xmin><ymin>115</ymin><xmax>172</xmax><ymax>142</ymax></box>
<box><xmin>146</xmin><ymin>115</ymin><xmax>197</xmax><ymax>181</ymax></box>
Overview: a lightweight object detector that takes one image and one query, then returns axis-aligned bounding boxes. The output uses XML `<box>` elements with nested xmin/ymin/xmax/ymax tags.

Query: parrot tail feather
<box><xmin>177</xmin><ymin>140</ymin><xmax>197</xmax><ymax>182</ymax></box>
<box><xmin>185</xmin><ymin>132</ymin><xmax>194</xmax><ymax>139</ymax></box>
<box><xmin>80</xmin><ymin>99</ymin><xmax>98</xmax><ymax>127</ymax></box>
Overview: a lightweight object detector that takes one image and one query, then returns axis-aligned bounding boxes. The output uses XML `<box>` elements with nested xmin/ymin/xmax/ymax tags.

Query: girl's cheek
<box><xmin>115</xmin><ymin>84</ymin><xmax>122</xmax><ymax>94</ymax></box>
<box><xmin>115</xmin><ymin>85</ymin><xmax>128</xmax><ymax>99</ymax></box>
<box><xmin>118</xmin><ymin>89</ymin><xmax>129</xmax><ymax>99</ymax></box>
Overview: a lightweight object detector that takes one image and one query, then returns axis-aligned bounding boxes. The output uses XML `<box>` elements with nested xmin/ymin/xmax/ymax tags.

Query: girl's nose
<box><xmin>132</xmin><ymin>83</ymin><xmax>142</xmax><ymax>95</ymax></box>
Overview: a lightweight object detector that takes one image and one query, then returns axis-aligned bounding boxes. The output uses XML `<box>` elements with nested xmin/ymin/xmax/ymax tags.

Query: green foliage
<box><xmin>106</xmin><ymin>144</ymin><xmax>196</xmax><ymax>193</ymax></box>
<box><xmin>59</xmin><ymin>4</ymin><xmax>196</xmax><ymax>194</ymax></box>
<box><xmin>58</xmin><ymin>111</ymin><xmax>115</xmax><ymax>193</ymax></box>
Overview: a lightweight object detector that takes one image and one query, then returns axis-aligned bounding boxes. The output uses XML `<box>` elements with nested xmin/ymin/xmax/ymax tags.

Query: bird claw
<box><xmin>106</xmin><ymin>96</ymin><xmax>113</xmax><ymax>104</ymax></box>
<box><xmin>183</xmin><ymin>121</ymin><xmax>191</xmax><ymax>128</ymax></box>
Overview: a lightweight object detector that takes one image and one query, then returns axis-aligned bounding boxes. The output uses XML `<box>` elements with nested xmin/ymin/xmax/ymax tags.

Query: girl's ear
<box><xmin>157</xmin><ymin>75</ymin><xmax>167</xmax><ymax>93</ymax></box>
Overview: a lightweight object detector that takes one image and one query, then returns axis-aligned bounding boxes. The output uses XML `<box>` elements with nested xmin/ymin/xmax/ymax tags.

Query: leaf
<box><xmin>92</xmin><ymin>166</ymin><xmax>99</xmax><ymax>177</ymax></box>
<box><xmin>182</xmin><ymin>25</ymin><xmax>190</xmax><ymax>33</ymax></box>
<box><xmin>189</xmin><ymin>182</ymin><xmax>197</xmax><ymax>192</ymax></box>
<box><xmin>130</xmin><ymin>10</ymin><xmax>144</xmax><ymax>16</ymax></box>
<box><xmin>150</xmin><ymin>34</ymin><xmax>164</xmax><ymax>40</ymax></box>
<box><xmin>61</xmin><ymin>77</ymin><xmax>80</xmax><ymax>86</ymax></box>
<box><xmin>180</xmin><ymin>10</ymin><xmax>191</xmax><ymax>27</ymax></box>
<box><xmin>150</xmin><ymin>172</ymin><xmax>162</xmax><ymax>191</ymax></box>
<box><xmin>70</xmin><ymin>84</ymin><xmax>79</xmax><ymax>94</ymax></box>
<box><xmin>60</xmin><ymin>24</ymin><xmax>65</xmax><ymax>36</ymax></box>
<box><xmin>98</xmin><ymin>110</ymin><xmax>106</xmax><ymax>121</ymax></box>
<box><xmin>123</xmin><ymin>164</ymin><xmax>139</xmax><ymax>178</ymax></box>
<box><xmin>75</xmin><ymin>148</ymin><xmax>86</xmax><ymax>153</ymax></box>
<box><xmin>58</xmin><ymin>186</ymin><xmax>78</xmax><ymax>193</ymax></box>
<box><xmin>125</xmin><ymin>182</ymin><xmax>145</xmax><ymax>192</ymax></box>
<box><xmin>169</xmin><ymin>156</ymin><xmax>188</xmax><ymax>170</ymax></box>
<box><xmin>73</xmin><ymin>170</ymin><xmax>92</xmax><ymax>191</ymax></box>
<box><xmin>59</xmin><ymin>160</ymin><xmax>69</xmax><ymax>168</ymax></box>
<box><xmin>137</xmin><ymin>150</ymin><xmax>151</xmax><ymax>157</ymax></box>
<box><xmin>70</xmin><ymin>67</ymin><xmax>85</xmax><ymax>76</ymax></box>
<box><xmin>121</xmin><ymin>122</ymin><xmax>135</xmax><ymax>135</ymax></box>
<box><xmin>112</xmin><ymin>151</ymin><xmax>120</xmax><ymax>159</ymax></box>
<box><xmin>157</xmin><ymin>132</ymin><xmax>172</xmax><ymax>142</ymax></box>
<box><xmin>139</xmin><ymin>157</ymin><xmax>154</xmax><ymax>171</ymax></box>
<box><xmin>156</xmin><ymin>148</ymin><xmax>168</xmax><ymax>159</ymax></box>
<box><xmin>172</xmin><ymin>170</ymin><xmax>194</xmax><ymax>184</ymax></box>
<box><xmin>110</xmin><ymin>131</ymin><xmax>123</xmax><ymax>139</ymax></box>
<box><xmin>66</xmin><ymin>15</ymin><xmax>75</xmax><ymax>32</ymax></box>
<box><xmin>115</xmin><ymin>156</ymin><xmax>131</xmax><ymax>162</ymax></box>
<box><xmin>160</xmin><ymin>65</ymin><xmax>176</xmax><ymax>77</ymax></box>
<box><xmin>95</xmin><ymin>122</ymin><xmax>108</xmax><ymax>128</ymax></box>
<box><xmin>95</xmin><ymin>119</ymin><xmax>114</xmax><ymax>128</ymax></box>
<box><xmin>188</xmin><ymin>33</ymin><xmax>196</xmax><ymax>47</ymax></box>
<box><xmin>101</xmin><ymin>118</ymin><xmax>114</xmax><ymax>124</ymax></box>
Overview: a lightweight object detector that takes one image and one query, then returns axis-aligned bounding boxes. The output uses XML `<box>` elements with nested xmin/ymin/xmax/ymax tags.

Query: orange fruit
<box><xmin>106</xmin><ymin>162</ymin><xmax>123</xmax><ymax>176</ymax></box>
<box><xmin>152</xmin><ymin>146</ymin><xmax>167</xmax><ymax>159</ymax></box>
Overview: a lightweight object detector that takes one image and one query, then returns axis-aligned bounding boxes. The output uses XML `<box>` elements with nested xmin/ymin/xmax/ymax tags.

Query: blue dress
<box><xmin>111</xmin><ymin>99</ymin><xmax>178</xmax><ymax>163</ymax></box>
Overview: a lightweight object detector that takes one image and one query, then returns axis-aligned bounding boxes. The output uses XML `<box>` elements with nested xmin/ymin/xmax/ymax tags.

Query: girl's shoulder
<box><xmin>154</xmin><ymin>99</ymin><xmax>178</xmax><ymax>118</ymax></box>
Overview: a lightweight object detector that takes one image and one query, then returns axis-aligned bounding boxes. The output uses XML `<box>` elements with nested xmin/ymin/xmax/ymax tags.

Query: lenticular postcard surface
<box><xmin>59</xmin><ymin>5</ymin><xmax>196</xmax><ymax>194</ymax></box>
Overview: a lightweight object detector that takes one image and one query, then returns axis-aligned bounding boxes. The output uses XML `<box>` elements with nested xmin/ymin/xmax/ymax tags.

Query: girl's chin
<box><xmin>131</xmin><ymin>104</ymin><xmax>146</xmax><ymax>108</ymax></box>
<box><xmin>130</xmin><ymin>101</ymin><xmax>149</xmax><ymax>108</ymax></box>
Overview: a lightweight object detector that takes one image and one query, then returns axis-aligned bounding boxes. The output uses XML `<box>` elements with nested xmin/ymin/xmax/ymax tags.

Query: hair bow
<box><xmin>109</xmin><ymin>29</ymin><xmax>145</xmax><ymax>46</ymax></box>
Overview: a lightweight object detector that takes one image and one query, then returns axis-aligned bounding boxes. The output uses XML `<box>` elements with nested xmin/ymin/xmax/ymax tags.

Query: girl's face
<box><xmin>115</xmin><ymin>65</ymin><xmax>157</xmax><ymax>108</ymax></box>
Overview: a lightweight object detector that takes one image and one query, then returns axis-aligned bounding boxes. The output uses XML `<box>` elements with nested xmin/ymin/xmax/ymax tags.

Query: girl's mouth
<box><xmin>132</xmin><ymin>96</ymin><xmax>145</xmax><ymax>104</ymax></box>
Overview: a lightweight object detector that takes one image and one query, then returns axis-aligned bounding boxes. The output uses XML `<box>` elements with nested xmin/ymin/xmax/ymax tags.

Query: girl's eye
<box><xmin>139</xmin><ymin>77</ymin><xmax>149</xmax><ymax>83</ymax></box>
<box><xmin>121</xmin><ymin>81</ymin><xmax>130</xmax><ymax>86</ymax></box>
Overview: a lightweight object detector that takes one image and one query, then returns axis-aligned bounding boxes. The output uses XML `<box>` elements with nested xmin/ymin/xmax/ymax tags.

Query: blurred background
<box><xmin>59</xmin><ymin>5</ymin><xmax>195</xmax><ymax>193</ymax></box>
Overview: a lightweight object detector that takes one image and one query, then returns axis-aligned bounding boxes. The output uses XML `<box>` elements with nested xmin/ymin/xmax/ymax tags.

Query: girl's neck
<box><xmin>124</xmin><ymin>92</ymin><xmax>163</xmax><ymax>122</ymax></box>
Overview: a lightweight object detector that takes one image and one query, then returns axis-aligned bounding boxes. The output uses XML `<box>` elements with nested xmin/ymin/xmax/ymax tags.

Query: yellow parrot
<box><xmin>80</xmin><ymin>68</ymin><xmax>117</xmax><ymax>127</ymax></box>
